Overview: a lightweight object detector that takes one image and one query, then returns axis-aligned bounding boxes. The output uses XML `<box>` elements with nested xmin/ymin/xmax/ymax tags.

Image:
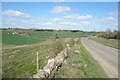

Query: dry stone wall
<box><xmin>33</xmin><ymin>44</ymin><xmax>71</xmax><ymax>78</ymax></box>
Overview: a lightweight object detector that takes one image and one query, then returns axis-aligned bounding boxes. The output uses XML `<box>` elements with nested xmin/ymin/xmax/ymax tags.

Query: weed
<box><xmin>51</xmin><ymin>38</ymin><xmax>66</xmax><ymax>57</ymax></box>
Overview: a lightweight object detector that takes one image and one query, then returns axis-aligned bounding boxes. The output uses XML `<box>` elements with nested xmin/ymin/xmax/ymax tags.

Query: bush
<box><xmin>52</xmin><ymin>38</ymin><xmax>66</xmax><ymax>57</ymax></box>
<box><xmin>97</xmin><ymin>29</ymin><xmax>120</xmax><ymax>40</ymax></box>
<box><xmin>51</xmin><ymin>38</ymin><xmax>75</xmax><ymax>57</ymax></box>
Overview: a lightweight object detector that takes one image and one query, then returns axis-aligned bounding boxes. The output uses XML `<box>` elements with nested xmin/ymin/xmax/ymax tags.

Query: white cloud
<box><xmin>105</xmin><ymin>17</ymin><xmax>116</xmax><ymax>21</ymax></box>
<box><xmin>35</xmin><ymin>14</ymin><xmax>92</xmax><ymax>22</ymax></box>
<box><xmin>51</xmin><ymin>6</ymin><xmax>71</xmax><ymax>14</ymax></box>
<box><xmin>80</xmin><ymin>22</ymin><xmax>93</xmax><ymax>27</ymax></box>
<box><xmin>109</xmin><ymin>12</ymin><xmax>118</xmax><ymax>16</ymax></box>
<box><xmin>63</xmin><ymin>14</ymin><xmax>92</xmax><ymax>20</ymax></box>
<box><xmin>5</xmin><ymin>18</ymin><xmax>16</xmax><ymax>22</ymax></box>
<box><xmin>2</xmin><ymin>23</ymin><xmax>16</xmax><ymax>28</ymax></box>
<box><xmin>94</xmin><ymin>17</ymin><xmax>117</xmax><ymax>27</ymax></box>
<box><xmin>53</xmin><ymin>18</ymin><xmax>63</xmax><ymax>22</ymax></box>
<box><xmin>21</xmin><ymin>20</ymin><xmax>37</xmax><ymax>24</ymax></box>
<box><xmin>59</xmin><ymin>22</ymin><xmax>77</xmax><ymax>26</ymax></box>
<box><xmin>3</xmin><ymin>10</ymin><xmax>31</xmax><ymax>19</ymax></box>
<box><xmin>45</xmin><ymin>22</ymin><xmax>55</xmax><ymax>25</ymax></box>
<box><xmin>58</xmin><ymin>21</ymin><xmax>93</xmax><ymax>28</ymax></box>
<box><xmin>6</xmin><ymin>19</ymin><xmax>93</xmax><ymax>29</ymax></box>
<box><xmin>36</xmin><ymin>18</ymin><xmax>51</xmax><ymax>21</ymax></box>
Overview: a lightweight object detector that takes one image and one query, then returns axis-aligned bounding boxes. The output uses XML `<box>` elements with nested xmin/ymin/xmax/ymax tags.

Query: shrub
<box><xmin>97</xmin><ymin>29</ymin><xmax>120</xmax><ymax>40</ymax></box>
<box><xmin>52</xmin><ymin>38</ymin><xmax>66</xmax><ymax>57</ymax></box>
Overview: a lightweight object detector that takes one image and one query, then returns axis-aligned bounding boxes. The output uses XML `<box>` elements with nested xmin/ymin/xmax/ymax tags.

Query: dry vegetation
<box><xmin>96</xmin><ymin>29</ymin><xmax>120</xmax><ymax>39</ymax></box>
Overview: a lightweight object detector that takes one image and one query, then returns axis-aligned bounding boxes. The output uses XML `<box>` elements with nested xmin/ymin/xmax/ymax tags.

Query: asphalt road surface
<box><xmin>81</xmin><ymin>38</ymin><xmax>119</xmax><ymax>78</ymax></box>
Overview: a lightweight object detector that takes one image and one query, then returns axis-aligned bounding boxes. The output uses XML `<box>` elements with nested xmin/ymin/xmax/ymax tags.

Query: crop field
<box><xmin>59</xmin><ymin>32</ymin><xmax>93</xmax><ymax>37</ymax></box>
<box><xmin>27</xmin><ymin>31</ymin><xmax>93</xmax><ymax>37</ymax></box>
<box><xmin>27</xmin><ymin>31</ymin><xmax>55</xmax><ymax>37</ymax></box>
<box><xmin>2</xmin><ymin>34</ymin><xmax>46</xmax><ymax>45</ymax></box>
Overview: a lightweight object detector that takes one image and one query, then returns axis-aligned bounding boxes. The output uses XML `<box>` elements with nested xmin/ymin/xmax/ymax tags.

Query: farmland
<box><xmin>2</xmin><ymin>38</ymin><xmax>75</xmax><ymax>78</ymax></box>
<box><xmin>27</xmin><ymin>31</ymin><xmax>93</xmax><ymax>37</ymax></box>
<box><xmin>1</xmin><ymin>1</ymin><xmax>119</xmax><ymax>79</ymax></box>
<box><xmin>2</xmin><ymin>34</ymin><xmax>46</xmax><ymax>45</ymax></box>
<box><xmin>2</xmin><ymin>37</ymin><xmax>107</xmax><ymax>78</ymax></box>
<box><xmin>1</xmin><ymin>29</ymin><xmax>106</xmax><ymax>78</ymax></box>
<box><xmin>89</xmin><ymin>36</ymin><xmax>120</xmax><ymax>49</ymax></box>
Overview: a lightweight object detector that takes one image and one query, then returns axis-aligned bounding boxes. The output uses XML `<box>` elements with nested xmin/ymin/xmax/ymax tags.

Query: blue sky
<box><xmin>2</xmin><ymin>2</ymin><xmax>118</xmax><ymax>31</ymax></box>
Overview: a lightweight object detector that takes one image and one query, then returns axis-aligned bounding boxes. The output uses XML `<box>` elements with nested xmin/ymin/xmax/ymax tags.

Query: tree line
<box><xmin>95</xmin><ymin>29</ymin><xmax>120</xmax><ymax>39</ymax></box>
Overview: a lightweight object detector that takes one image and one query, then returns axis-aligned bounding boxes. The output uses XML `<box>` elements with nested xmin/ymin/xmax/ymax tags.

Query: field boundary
<box><xmin>2</xmin><ymin>40</ymin><xmax>52</xmax><ymax>50</ymax></box>
<box><xmin>33</xmin><ymin>43</ymin><xmax>71</xmax><ymax>78</ymax></box>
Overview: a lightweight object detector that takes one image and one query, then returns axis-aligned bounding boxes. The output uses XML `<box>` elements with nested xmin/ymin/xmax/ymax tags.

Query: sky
<box><xmin>2</xmin><ymin>2</ymin><xmax>118</xmax><ymax>31</ymax></box>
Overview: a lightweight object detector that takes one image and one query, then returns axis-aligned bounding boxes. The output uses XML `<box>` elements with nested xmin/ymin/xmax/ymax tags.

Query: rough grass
<box><xmin>89</xmin><ymin>37</ymin><xmax>119</xmax><ymax>49</ymax></box>
<box><xmin>2</xmin><ymin>44</ymin><xmax>54</xmax><ymax>78</ymax></box>
<box><xmin>27</xmin><ymin>31</ymin><xmax>93</xmax><ymax>37</ymax></box>
<box><xmin>56</xmin><ymin>38</ymin><xmax>107</xmax><ymax>78</ymax></box>
<box><xmin>51</xmin><ymin>38</ymin><xmax>66</xmax><ymax>57</ymax></box>
<box><xmin>2</xmin><ymin>34</ymin><xmax>46</xmax><ymax>45</ymax></box>
<box><xmin>2</xmin><ymin>38</ymin><xmax>74</xmax><ymax>78</ymax></box>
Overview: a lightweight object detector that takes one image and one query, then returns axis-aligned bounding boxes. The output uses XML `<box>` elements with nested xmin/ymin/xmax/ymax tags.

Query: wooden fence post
<box><xmin>37</xmin><ymin>52</ymin><xmax>39</xmax><ymax>72</ymax></box>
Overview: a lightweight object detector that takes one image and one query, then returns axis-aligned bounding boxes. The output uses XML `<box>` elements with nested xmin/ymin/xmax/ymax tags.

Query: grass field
<box><xmin>2</xmin><ymin>34</ymin><xmax>46</xmax><ymax>45</ymax></box>
<box><xmin>2</xmin><ymin>43</ymin><xmax>54</xmax><ymax>78</ymax></box>
<box><xmin>27</xmin><ymin>31</ymin><xmax>55</xmax><ymax>37</ymax></box>
<box><xmin>27</xmin><ymin>31</ymin><xmax>93</xmax><ymax>37</ymax></box>
<box><xmin>2</xmin><ymin>38</ymin><xmax>74</xmax><ymax>78</ymax></box>
<box><xmin>56</xmin><ymin>38</ymin><xmax>107</xmax><ymax>78</ymax></box>
<box><xmin>59</xmin><ymin>32</ymin><xmax>93</xmax><ymax>37</ymax></box>
<box><xmin>89</xmin><ymin>37</ymin><xmax>119</xmax><ymax>50</ymax></box>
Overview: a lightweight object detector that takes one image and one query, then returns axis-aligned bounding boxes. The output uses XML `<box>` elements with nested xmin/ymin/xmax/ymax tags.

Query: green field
<box><xmin>56</xmin><ymin>38</ymin><xmax>107</xmax><ymax>78</ymax></box>
<box><xmin>2</xmin><ymin>34</ymin><xmax>46</xmax><ymax>45</ymax></box>
<box><xmin>27</xmin><ymin>31</ymin><xmax>93</xmax><ymax>37</ymax></box>
<box><xmin>2</xmin><ymin>38</ymin><xmax>74</xmax><ymax>78</ymax></box>
<box><xmin>27</xmin><ymin>31</ymin><xmax>54</xmax><ymax>37</ymax></box>
<box><xmin>89</xmin><ymin>37</ymin><xmax>119</xmax><ymax>49</ymax></box>
<box><xmin>59</xmin><ymin>32</ymin><xmax>93</xmax><ymax>37</ymax></box>
<box><xmin>2</xmin><ymin>44</ymin><xmax>54</xmax><ymax>78</ymax></box>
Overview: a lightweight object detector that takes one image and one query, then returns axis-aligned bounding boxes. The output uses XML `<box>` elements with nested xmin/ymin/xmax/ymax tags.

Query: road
<box><xmin>81</xmin><ymin>38</ymin><xmax>118</xmax><ymax>78</ymax></box>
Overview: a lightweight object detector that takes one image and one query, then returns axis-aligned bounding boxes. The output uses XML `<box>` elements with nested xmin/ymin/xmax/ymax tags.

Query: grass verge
<box><xmin>89</xmin><ymin>37</ymin><xmax>119</xmax><ymax>49</ymax></box>
<box><xmin>56</xmin><ymin>38</ymin><xmax>107</xmax><ymax>78</ymax></box>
